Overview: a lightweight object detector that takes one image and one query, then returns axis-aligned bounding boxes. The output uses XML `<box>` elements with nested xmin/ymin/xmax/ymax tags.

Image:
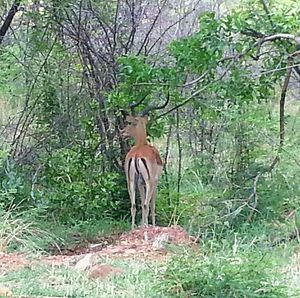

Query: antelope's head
<box><xmin>120</xmin><ymin>91</ymin><xmax>170</xmax><ymax>142</ymax></box>
<box><xmin>120</xmin><ymin>115</ymin><xmax>148</xmax><ymax>140</ymax></box>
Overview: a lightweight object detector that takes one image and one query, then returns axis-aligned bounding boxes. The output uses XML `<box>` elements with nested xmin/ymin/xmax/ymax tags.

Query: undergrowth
<box><xmin>0</xmin><ymin>208</ymin><xmax>56</xmax><ymax>253</ymax></box>
<box><xmin>156</xmin><ymin>248</ymin><xmax>290</xmax><ymax>298</ymax></box>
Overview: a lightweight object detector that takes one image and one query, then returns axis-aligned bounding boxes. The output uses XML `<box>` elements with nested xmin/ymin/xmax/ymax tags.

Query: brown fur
<box><xmin>127</xmin><ymin>145</ymin><xmax>163</xmax><ymax>166</ymax></box>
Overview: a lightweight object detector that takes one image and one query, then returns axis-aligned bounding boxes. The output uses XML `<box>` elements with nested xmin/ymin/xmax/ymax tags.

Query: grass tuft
<box><xmin>0</xmin><ymin>208</ymin><xmax>57</xmax><ymax>253</ymax></box>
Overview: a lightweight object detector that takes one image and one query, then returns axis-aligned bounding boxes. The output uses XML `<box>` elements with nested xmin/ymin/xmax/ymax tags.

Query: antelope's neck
<box><xmin>134</xmin><ymin>126</ymin><xmax>148</xmax><ymax>147</ymax></box>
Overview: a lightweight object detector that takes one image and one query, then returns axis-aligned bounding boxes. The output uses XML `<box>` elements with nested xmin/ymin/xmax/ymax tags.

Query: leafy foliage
<box><xmin>0</xmin><ymin>0</ymin><xmax>300</xmax><ymax>260</ymax></box>
<box><xmin>39</xmin><ymin>147</ymin><xmax>128</xmax><ymax>222</ymax></box>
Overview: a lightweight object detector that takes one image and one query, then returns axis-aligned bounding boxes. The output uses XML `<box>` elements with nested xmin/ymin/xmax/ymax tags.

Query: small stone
<box><xmin>74</xmin><ymin>253</ymin><xmax>97</xmax><ymax>271</ymax></box>
<box><xmin>152</xmin><ymin>233</ymin><xmax>169</xmax><ymax>249</ymax></box>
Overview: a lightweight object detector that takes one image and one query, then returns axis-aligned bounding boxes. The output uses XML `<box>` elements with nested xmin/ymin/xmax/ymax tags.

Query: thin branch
<box><xmin>247</xmin><ymin>173</ymin><xmax>261</xmax><ymax>221</ymax></box>
<box><xmin>133</xmin><ymin>70</ymin><xmax>209</xmax><ymax>88</ymax></box>
<box><xmin>279</xmin><ymin>58</ymin><xmax>293</xmax><ymax>148</ymax></box>
<box><xmin>164</xmin><ymin>123</ymin><xmax>172</xmax><ymax>206</ymax></box>
<box><xmin>112</xmin><ymin>0</ymin><xmax>120</xmax><ymax>54</ymax></box>
<box><xmin>0</xmin><ymin>0</ymin><xmax>21</xmax><ymax>45</ymax></box>
<box><xmin>12</xmin><ymin>34</ymin><xmax>58</xmax><ymax>156</ymax></box>
<box><xmin>156</xmin><ymin>62</ymin><xmax>233</xmax><ymax>119</ymax></box>
<box><xmin>258</xmin><ymin>62</ymin><xmax>300</xmax><ymax>76</ymax></box>
<box><xmin>147</xmin><ymin>0</ymin><xmax>201</xmax><ymax>54</ymax></box>
<box><xmin>176</xmin><ymin>109</ymin><xmax>182</xmax><ymax>206</ymax></box>
<box><xmin>259</xmin><ymin>0</ymin><xmax>275</xmax><ymax>29</ymax></box>
<box><xmin>87</xmin><ymin>0</ymin><xmax>113</xmax><ymax>51</ymax></box>
<box><xmin>124</xmin><ymin>0</ymin><xmax>138</xmax><ymax>53</ymax></box>
<box><xmin>136</xmin><ymin>0</ymin><xmax>168</xmax><ymax>55</ymax></box>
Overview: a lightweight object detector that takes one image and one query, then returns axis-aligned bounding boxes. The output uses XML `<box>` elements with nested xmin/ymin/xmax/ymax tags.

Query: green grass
<box><xmin>154</xmin><ymin>221</ymin><xmax>300</xmax><ymax>298</ymax></box>
<box><xmin>0</xmin><ymin>207</ymin><xmax>130</xmax><ymax>254</ymax></box>
<box><xmin>1</xmin><ymin>207</ymin><xmax>300</xmax><ymax>297</ymax></box>
<box><xmin>0</xmin><ymin>208</ymin><xmax>57</xmax><ymax>253</ymax></box>
<box><xmin>1</xmin><ymin>233</ymin><xmax>299</xmax><ymax>298</ymax></box>
<box><xmin>0</xmin><ymin>259</ymin><xmax>160</xmax><ymax>298</ymax></box>
<box><xmin>156</xmin><ymin>249</ymin><xmax>289</xmax><ymax>298</ymax></box>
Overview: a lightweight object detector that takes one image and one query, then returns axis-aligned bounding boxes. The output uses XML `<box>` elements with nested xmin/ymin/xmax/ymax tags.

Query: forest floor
<box><xmin>0</xmin><ymin>225</ymin><xmax>197</xmax><ymax>298</ymax></box>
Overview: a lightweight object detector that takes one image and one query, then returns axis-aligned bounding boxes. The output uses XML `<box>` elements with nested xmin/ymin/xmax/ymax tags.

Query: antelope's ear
<box><xmin>142</xmin><ymin>115</ymin><xmax>148</xmax><ymax>124</ymax></box>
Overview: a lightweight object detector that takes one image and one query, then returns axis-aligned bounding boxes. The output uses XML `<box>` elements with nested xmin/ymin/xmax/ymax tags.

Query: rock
<box><xmin>152</xmin><ymin>233</ymin><xmax>169</xmax><ymax>249</ymax></box>
<box><xmin>74</xmin><ymin>253</ymin><xmax>97</xmax><ymax>271</ymax></box>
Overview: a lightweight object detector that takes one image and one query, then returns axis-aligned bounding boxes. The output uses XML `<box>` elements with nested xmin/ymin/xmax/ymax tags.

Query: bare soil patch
<box><xmin>0</xmin><ymin>226</ymin><xmax>196</xmax><ymax>276</ymax></box>
<box><xmin>96</xmin><ymin>225</ymin><xmax>197</xmax><ymax>259</ymax></box>
<box><xmin>0</xmin><ymin>252</ymin><xmax>30</xmax><ymax>274</ymax></box>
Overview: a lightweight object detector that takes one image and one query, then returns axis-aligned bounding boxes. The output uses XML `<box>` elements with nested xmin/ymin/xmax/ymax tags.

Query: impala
<box><xmin>121</xmin><ymin>115</ymin><xmax>163</xmax><ymax>229</ymax></box>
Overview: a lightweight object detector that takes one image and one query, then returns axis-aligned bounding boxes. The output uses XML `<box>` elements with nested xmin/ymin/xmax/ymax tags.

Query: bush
<box><xmin>38</xmin><ymin>147</ymin><xmax>129</xmax><ymax>222</ymax></box>
<box><xmin>0</xmin><ymin>150</ymin><xmax>32</xmax><ymax>209</ymax></box>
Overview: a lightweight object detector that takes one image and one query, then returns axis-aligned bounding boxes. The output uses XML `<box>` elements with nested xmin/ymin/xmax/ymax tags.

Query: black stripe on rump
<box><xmin>141</xmin><ymin>158</ymin><xmax>150</xmax><ymax>180</ymax></box>
<box><xmin>134</xmin><ymin>158</ymin><xmax>139</xmax><ymax>175</ymax></box>
<box><xmin>127</xmin><ymin>158</ymin><xmax>133</xmax><ymax>179</ymax></box>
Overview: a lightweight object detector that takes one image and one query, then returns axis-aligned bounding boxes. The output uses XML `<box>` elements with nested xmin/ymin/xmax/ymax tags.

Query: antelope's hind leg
<box><xmin>142</xmin><ymin>179</ymin><xmax>156</xmax><ymax>227</ymax></box>
<box><xmin>138</xmin><ymin>164</ymin><xmax>153</xmax><ymax>227</ymax></box>
<box><xmin>126</xmin><ymin>158</ymin><xmax>137</xmax><ymax>229</ymax></box>
<box><xmin>137</xmin><ymin>176</ymin><xmax>146</xmax><ymax>227</ymax></box>
<box><xmin>150</xmin><ymin>182</ymin><xmax>158</xmax><ymax>226</ymax></box>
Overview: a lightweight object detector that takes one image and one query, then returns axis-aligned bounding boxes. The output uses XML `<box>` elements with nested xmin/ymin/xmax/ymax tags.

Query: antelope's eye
<box><xmin>127</xmin><ymin>121</ymin><xmax>136</xmax><ymax>126</ymax></box>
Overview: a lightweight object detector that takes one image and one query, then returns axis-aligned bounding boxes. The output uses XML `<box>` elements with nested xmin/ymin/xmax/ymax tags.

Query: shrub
<box><xmin>38</xmin><ymin>148</ymin><xmax>128</xmax><ymax>222</ymax></box>
<box><xmin>0</xmin><ymin>150</ymin><xmax>32</xmax><ymax>209</ymax></box>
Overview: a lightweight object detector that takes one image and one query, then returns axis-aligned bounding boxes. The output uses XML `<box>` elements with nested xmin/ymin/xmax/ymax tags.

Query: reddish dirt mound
<box><xmin>96</xmin><ymin>225</ymin><xmax>197</xmax><ymax>259</ymax></box>
<box><xmin>44</xmin><ymin>226</ymin><xmax>196</xmax><ymax>265</ymax></box>
<box><xmin>0</xmin><ymin>226</ymin><xmax>197</xmax><ymax>273</ymax></box>
<box><xmin>119</xmin><ymin>225</ymin><xmax>195</xmax><ymax>246</ymax></box>
<box><xmin>88</xmin><ymin>264</ymin><xmax>123</xmax><ymax>279</ymax></box>
<box><xmin>120</xmin><ymin>226</ymin><xmax>195</xmax><ymax>245</ymax></box>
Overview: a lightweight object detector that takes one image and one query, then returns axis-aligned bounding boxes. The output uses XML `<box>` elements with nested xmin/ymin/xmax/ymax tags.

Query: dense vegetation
<box><xmin>0</xmin><ymin>0</ymin><xmax>300</xmax><ymax>296</ymax></box>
